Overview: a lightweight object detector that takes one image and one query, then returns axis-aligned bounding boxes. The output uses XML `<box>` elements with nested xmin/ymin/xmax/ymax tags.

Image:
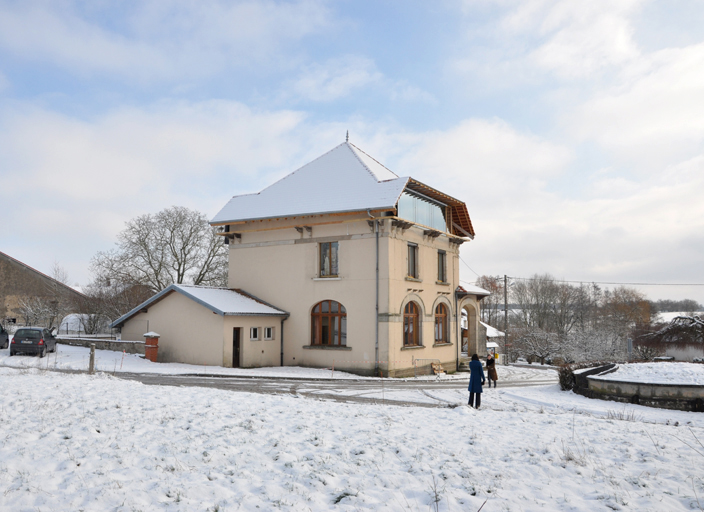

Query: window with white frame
<box><xmin>264</xmin><ymin>327</ymin><xmax>274</xmax><ymax>340</ymax></box>
<box><xmin>320</xmin><ymin>242</ymin><xmax>339</xmax><ymax>277</ymax></box>
<box><xmin>250</xmin><ymin>327</ymin><xmax>260</xmax><ymax>340</ymax></box>
<box><xmin>437</xmin><ymin>250</ymin><xmax>447</xmax><ymax>282</ymax></box>
<box><xmin>407</xmin><ymin>243</ymin><xmax>419</xmax><ymax>279</ymax></box>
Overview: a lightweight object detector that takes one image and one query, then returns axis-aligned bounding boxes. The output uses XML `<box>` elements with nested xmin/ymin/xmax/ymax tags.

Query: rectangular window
<box><xmin>250</xmin><ymin>327</ymin><xmax>260</xmax><ymax>340</ymax></box>
<box><xmin>438</xmin><ymin>250</ymin><xmax>447</xmax><ymax>282</ymax></box>
<box><xmin>407</xmin><ymin>243</ymin><xmax>419</xmax><ymax>279</ymax></box>
<box><xmin>264</xmin><ymin>327</ymin><xmax>274</xmax><ymax>340</ymax></box>
<box><xmin>320</xmin><ymin>242</ymin><xmax>339</xmax><ymax>277</ymax></box>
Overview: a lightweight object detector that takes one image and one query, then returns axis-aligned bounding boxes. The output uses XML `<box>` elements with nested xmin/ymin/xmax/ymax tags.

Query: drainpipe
<box><xmin>368</xmin><ymin>210</ymin><xmax>380</xmax><ymax>377</ymax></box>
<box><xmin>455</xmin><ymin>292</ymin><xmax>460</xmax><ymax>373</ymax></box>
<box><xmin>280</xmin><ymin>315</ymin><xmax>289</xmax><ymax>367</ymax></box>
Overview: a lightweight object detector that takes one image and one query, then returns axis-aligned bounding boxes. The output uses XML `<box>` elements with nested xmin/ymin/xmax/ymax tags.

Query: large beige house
<box><xmin>113</xmin><ymin>141</ymin><xmax>489</xmax><ymax>376</ymax></box>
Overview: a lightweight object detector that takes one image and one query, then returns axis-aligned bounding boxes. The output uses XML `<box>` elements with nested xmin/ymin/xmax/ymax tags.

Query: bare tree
<box><xmin>73</xmin><ymin>279</ymin><xmax>154</xmax><ymax>330</ymax></box>
<box><xmin>476</xmin><ymin>275</ymin><xmax>505</xmax><ymax>326</ymax></box>
<box><xmin>514</xmin><ymin>328</ymin><xmax>559</xmax><ymax>364</ymax></box>
<box><xmin>16</xmin><ymin>296</ymin><xmax>57</xmax><ymax>327</ymax></box>
<box><xmin>91</xmin><ymin>206</ymin><xmax>227</xmax><ymax>293</ymax></box>
<box><xmin>642</xmin><ymin>315</ymin><xmax>704</xmax><ymax>345</ymax></box>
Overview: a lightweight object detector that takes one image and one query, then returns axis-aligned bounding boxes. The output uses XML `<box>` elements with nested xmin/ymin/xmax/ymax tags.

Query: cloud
<box><xmin>568</xmin><ymin>42</ymin><xmax>704</xmax><ymax>172</ymax></box>
<box><xmin>504</xmin><ymin>0</ymin><xmax>642</xmax><ymax>79</ymax></box>
<box><xmin>453</xmin><ymin>0</ymin><xmax>644</xmax><ymax>88</ymax></box>
<box><xmin>0</xmin><ymin>0</ymin><xmax>331</xmax><ymax>82</ymax></box>
<box><xmin>288</xmin><ymin>55</ymin><xmax>384</xmax><ymax>102</ymax></box>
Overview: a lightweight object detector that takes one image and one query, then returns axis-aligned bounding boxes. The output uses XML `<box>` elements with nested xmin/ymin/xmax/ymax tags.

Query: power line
<box><xmin>461</xmin><ymin>276</ymin><xmax>704</xmax><ymax>287</ymax></box>
<box><xmin>458</xmin><ymin>256</ymin><xmax>480</xmax><ymax>278</ymax></box>
<box><xmin>506</xmin><ymin>276</ymin><xmax>704</xmax><ymax>286</ymax></box>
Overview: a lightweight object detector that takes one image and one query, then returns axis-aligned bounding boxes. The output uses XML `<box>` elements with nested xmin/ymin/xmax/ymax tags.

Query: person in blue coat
<box><xmin>468</xmin><ymin>353</ymin><xmax>485</xmax><ymax>408</ymax></box>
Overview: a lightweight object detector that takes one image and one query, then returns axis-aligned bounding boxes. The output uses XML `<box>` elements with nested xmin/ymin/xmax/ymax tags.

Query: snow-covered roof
<box><xmin>110</xmin><ymin>284</ymin><xmax>288</xmax><ymax>328</ymax></box>
<box><xmin>481</xmin><ymin>322</ymin><xmax>505</xmax><ymax>338</ymax></box>
<box><xmin>456</xmin><ymin>284</ymin><xmax>491</xmax><ymax>297</ymax></box>
<box><xmin>211</xmin><ymin>142</ymin><xmax>409</xmax><ymax>225</ymax></box>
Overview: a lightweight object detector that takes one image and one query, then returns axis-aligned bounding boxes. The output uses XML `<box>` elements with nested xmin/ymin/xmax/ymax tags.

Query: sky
<box><xmin>1</xmin><ymin>0</ymin><xmax>703</xmax><ymax>303</ymax></box>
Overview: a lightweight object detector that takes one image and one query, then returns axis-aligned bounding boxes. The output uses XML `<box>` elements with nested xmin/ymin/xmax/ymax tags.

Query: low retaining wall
<box><xmin>57</xmin><ymin>338</ymin><xmax>145</xmax><ymax>355</ymax></box>
<box><xmin>586</xmin><ymin>376</ymin><xmax>704</xmax><ymax>412</ymax></box>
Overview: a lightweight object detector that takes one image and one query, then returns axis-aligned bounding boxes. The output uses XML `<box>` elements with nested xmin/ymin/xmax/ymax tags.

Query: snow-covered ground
<box><xmin>0</xmin><ymin>344</ymin><xmax>552</xmax><ymax>382</ymax></box>
<box><xmin>2</xmin><ymin>358</ymin><xmax>704</xmax><ymax>510</ymax></box>
<box><xmin>655</xmin><ymin>311</ymin><xmax>704</xmax><ymax>323</ymax></box>
<box><xmin>590</xmin><ymin>362</ymin><xmax>704</xmax><ymax>385</ymax></box>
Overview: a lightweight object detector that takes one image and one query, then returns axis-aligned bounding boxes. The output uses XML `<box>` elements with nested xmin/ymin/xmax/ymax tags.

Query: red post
<box><xmin>144</xmin><ymin>332</ymin><xmax>160</xmax><ymax>362</ymax></box>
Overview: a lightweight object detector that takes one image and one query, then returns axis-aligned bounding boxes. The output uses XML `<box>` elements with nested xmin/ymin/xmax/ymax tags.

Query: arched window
<box><xmin>311</xmin><ymin>300</ymin><xmax>347</xmax><ymax>346</ymax></box>
<box><xmin>434</xmin><ymin>303</ymin><xmax>448</xmax><ymax>343</ymax></box>
<box><xmin>403</xmin><ymin>301</ymin><xmax>421</xmax><ymax>347</ymax></box>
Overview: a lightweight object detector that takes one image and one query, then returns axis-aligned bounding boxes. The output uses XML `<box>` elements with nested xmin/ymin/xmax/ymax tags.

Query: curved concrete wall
<box><xmin>587</xmin><ymin>372</ymin><xmax>704</xmax><ymax>412</ymax></box>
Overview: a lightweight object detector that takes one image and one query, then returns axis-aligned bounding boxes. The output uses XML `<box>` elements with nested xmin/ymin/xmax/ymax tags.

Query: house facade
<box><xmin>112</xmin><ymin>141</ymin><xmax>488</xmax><ymax>376</ymax></box>
<box><xmin>210</xmin><ymin>141</ymin><xmax>488</xmax><ymax>376</ymax></box>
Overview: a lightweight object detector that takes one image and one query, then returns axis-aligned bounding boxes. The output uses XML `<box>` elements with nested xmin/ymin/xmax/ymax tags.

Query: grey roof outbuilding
<box><xmin>110</xmin><ymin>284</ymin><xmax>288</xmax><ymax>328</ymax></box>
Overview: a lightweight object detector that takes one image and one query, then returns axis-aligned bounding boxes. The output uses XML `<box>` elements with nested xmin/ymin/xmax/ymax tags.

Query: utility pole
<box><xmin>504</xmin><ymin>275</ymin><xmax>509</xmax><ymax>365</ymax></box>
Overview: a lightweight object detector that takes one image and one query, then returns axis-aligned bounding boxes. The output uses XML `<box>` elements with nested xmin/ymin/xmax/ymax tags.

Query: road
<box><xmin>114</xmin><ymin>370</ymin><xmax>558</xmax><ymax>409</ymax></box>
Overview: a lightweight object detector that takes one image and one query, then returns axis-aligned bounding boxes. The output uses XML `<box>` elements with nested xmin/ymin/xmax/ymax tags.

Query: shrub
<box><xmin>558</xmin><ymin>366</ymin><xmax>575</xmax><ymax>391</ymax></box>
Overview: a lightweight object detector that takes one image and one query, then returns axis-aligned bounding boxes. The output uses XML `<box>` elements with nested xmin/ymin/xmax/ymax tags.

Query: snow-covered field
<box><xmin>2</xmin><ymin>362</ymin><xmax>704</xmax><ymax>510</ymax></box>
<box><xmin>591</xmin><ymin>362</ymin><xmax>704</xmax><ymax>385</ymax></box>
<box><xmin>655</xmin><ymin>311</ymin><xmax>704</xmax><ymax>323</ymax></box>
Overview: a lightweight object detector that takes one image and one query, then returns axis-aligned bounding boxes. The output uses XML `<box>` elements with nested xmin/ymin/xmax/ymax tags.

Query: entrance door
<box><xmin>232</xmin><ymin>328</ymin><xmax>241</xmax><ymax>368</ymax></box>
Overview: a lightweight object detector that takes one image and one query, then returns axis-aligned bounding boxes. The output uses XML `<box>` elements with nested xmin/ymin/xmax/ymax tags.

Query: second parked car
<box><xmin>10</xmin><ymin>327</ymin><xmax>58</xmax><ymax>357</ymax></box>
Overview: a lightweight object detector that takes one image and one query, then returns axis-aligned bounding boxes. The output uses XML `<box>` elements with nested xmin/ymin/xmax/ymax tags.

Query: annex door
<box><xmin>232</xmin><ymin>328</ymin><xmax>241</xmax><ymax>368</ymax></box>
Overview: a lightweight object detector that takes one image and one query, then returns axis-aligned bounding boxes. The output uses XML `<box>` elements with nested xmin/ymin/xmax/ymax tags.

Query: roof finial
<box><xmin>346</xmin><ymin>130</ymin><xmax>349</xmax><ymax>142</ymax></box>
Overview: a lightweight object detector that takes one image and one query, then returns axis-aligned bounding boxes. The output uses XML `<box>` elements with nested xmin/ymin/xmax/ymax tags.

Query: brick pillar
<box><xmin>144</xmin><ymin>332</ymin><xmax>160</xmax><ymax>362</ymax></box>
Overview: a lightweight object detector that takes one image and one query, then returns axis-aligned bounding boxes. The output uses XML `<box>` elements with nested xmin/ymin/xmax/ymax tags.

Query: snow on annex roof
<box><xmin>111</xmin><ymin>284</ymin><xmax>288</xmax><ymax>328</ymax></box>
<box><xmin>211</xmin><ymin>142</ymin><xmax>408</xmax><ymax>225</ymax></box>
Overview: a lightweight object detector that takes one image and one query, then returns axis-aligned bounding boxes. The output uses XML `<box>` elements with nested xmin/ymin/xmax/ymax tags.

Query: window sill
<box><xmin>432</xmin><ymin>342</ymin><xmax>452</xmax><ymax>347</ymax></box>
<box><xmin>436</xmin><ymin>281</ymin><xmax>450</xmax><ymax>286</ymax></box>
<box><xmin>303</xmin><ymin>345</ymin><xmax>352</xmax><ymax>350</ymax></box>
<box><xmin>405</xmin><ymin>277</ymin><xmax>422</xmax><ymax>283</ymax></box>
<box><xmin>400</xmin><ymin>345</ymin><xmax>425</xmax><ymax>350</ymax></box>
<box><xmin>313</xmin><ymin>277</ymin><xmax>342</xmax><ymax>281</ymax></box>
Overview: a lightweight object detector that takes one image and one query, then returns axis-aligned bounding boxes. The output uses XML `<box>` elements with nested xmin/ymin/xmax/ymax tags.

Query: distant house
<box><xmin>112</xmin><ymin>141</ymin><xmax>490</xmax><ymax>376</ymax></box>
<box><xmin>0</xmin><ymin>251</ymin><xmax>85</xmax><ymax>327</ymax></box>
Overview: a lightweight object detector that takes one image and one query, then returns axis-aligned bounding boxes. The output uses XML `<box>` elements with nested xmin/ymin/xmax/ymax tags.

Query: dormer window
<box><xmin>397</xmin><ymin>191</ymin><xmax>447</xmax><ymax>232</ymax></box>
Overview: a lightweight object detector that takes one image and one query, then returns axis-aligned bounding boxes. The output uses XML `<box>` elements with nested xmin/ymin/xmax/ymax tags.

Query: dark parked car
<box><xmin>10</xmin><ymin>327</ymin><xmax>57</xmax><ymax>357</ymax></box>
<box><xmin>0</xmin><ymin>325</ymin><xmax>8</xmax><ymax>349</ymax></box>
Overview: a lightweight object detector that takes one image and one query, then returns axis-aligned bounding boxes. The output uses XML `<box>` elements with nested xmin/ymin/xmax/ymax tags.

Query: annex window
<box><xmin>407</xmin><ymin>243</ymin><xmax>419</xmax><ymax>279</ymax></box>
<box><xmin>264</xmin><ymin>327</ymin><xmax>274</xmax><ymax>340</ymax></box>
<box><xmin>320</xmin><ymin>242</ymin><xmax>339</xmax><ymax>277</ymax></box>
<box><xmin>311</xmin><ymin>300</ymin><xmax>347</xmax><ymax>346</ymax></box>
<box><xmin>403</xmin><ymin>301</ymin><xmax>421</xmax><ymax>347</ymax></box>
<box><xmin>434</xmin><ymin>304</ymin><xmax>448</xmax><ymax>343</ymax></box>
<box><xmin>250</xmin><ymin>327</ymin><xmax>261</xmax><ymax>340</ymax></box>
<box><xmin>437</xmin><ymin>250</ymin><xmax>447</xmax><ymax>282</ymax></box>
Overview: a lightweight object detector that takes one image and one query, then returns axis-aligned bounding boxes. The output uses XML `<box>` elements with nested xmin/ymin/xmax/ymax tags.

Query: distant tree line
<box><xmin>648</xmin><ymin>299</ymin><xmax>703</xmax><ymax>314</ymax></box>
<box><xmin>476</xmin><ymin>274</ymin><xmax>658</xmax><ymax>364</ymax></box>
